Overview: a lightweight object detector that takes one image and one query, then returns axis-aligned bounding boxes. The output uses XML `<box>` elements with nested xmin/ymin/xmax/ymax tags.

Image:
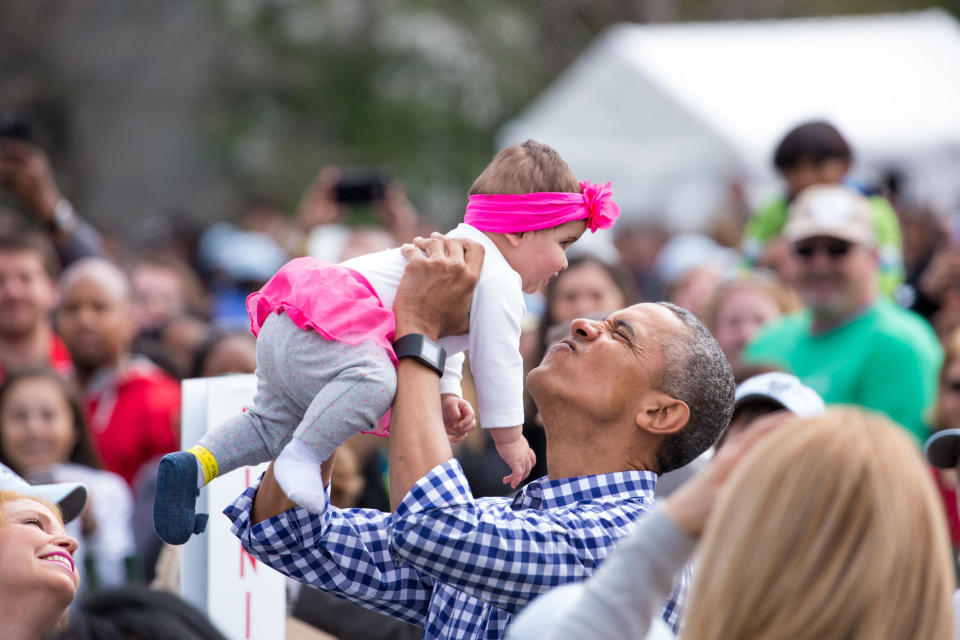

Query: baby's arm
<box><xmin>441</xmin><ymin>394</ymin><xmax>476</xmax><ymax>443</ymax></box>
<box><xmin>489</xmin><ymin>426</ymin><xmax>536</xmax><ymax>489</ymax></box>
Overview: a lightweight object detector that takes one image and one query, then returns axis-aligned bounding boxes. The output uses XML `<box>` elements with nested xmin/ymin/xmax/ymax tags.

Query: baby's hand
<box><xmin>491</xmin><ymin>427</ymin><xmax>536</xmax><ymax>489</ymax></box>
<box><xmin>441</xmin><ymin>394</ymin><xmax>476</xmax><ymax>444</ymax></box>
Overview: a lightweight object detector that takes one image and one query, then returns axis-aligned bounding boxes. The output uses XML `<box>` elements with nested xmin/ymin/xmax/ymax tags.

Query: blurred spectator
<box><xmin>239</xmin><ymin>198</ymin><xmax>300</xmax><ymax>258</ymax></box>
<box><xmin>155</xmin><ymin>315</ymin><xmax>211</xmax><ymax>380</ymax></box>
<box><xmin>130</xmin><ymin>253</ymin><xmax>209</xmax><ymax>336</ymax></box>
<box><xmin>910</xmin><ymin>231</ymin><xmax>960</xmax><ymax>337</ymax></box>
<box><xmin>338</xmin><ymin>228</ymin><xmax>397</xmax><ymax>262</ymax></box>
<box><xmin>0</xmin><ymin>369</ymin><xmax>137</xmax><ymax>590</ymax></box>
<box><xmin>741</xmin><ymin>120</ymin><xmax>904</xmax><ymax>296</ymax></box>
<box><xmin>543</xmin><ymin>254</ymin><xmax>635</xmax><ymax>327</ymax></box>
<box><xmin>745</xmin><ymin>185</ymin><xmax>941</xmax><ymax>443</ymax></box>
<box><xmin>0</xmin><ymin>138</ymin><xmax>104</xmax><ymax>266</ymax></box>
<box><xmin>614</xmin><ymin>221</ymin><xmax>669</xmax><ymax>301</ymax></box>
<box><xmin>702</xmin><ymin>274</ymin><xmax>801</xmax><ymax>369</ymax></box>
<box><xmin>0</xmin><ymin>229</ymin><xmax>72</xmax><ymax>382</ymax></box>
<box><xmin>52</xmin><ymin>586</ymin><xmax>229</xmax><ymax>640</ymax></box>
<box><xmin>55</xmin><ymin>258</ymin><xmax>180</xmax><ymax>485</ymax></box>
<box><xmin>197</xmin><ymin>222</ymin><xmax>288</xmax><ymax>328</ymax></box>
<box><xmin>653</xmin><ymin>233</ymin><xmax>737</xmax><ymax>318</ymax></box>
<box><xmin>921</xmin><ymin>329</ymin><xmax>960</xmax><ymax>577</ymax></box>
<box><xmin>715</xmin><ymin>371</ymin><xmax>824</xmax><ymax>450</ymax></box>
<box><xmin>189</xmin><ymin>329</ymin><xmax>256</xmax><ymax>378</ymax></box>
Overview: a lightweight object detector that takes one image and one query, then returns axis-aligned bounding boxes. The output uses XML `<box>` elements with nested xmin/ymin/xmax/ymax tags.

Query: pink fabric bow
<box><xmin>463</xmin><ymin>180</ymin><xmax>620</xmax><ymax>234</ymax></box>
<box><xmin>579</xmin><ymin>180</ymin><xmax>620</xmax><ymax>233</ymax></box>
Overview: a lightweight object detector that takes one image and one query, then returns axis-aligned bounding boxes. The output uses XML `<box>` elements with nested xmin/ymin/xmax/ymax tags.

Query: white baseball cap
<box><xmin>734</xmin><ymin>372</ymin><xmax>825</xmax><ymax>417</ymax></box>
<box><xmin>0</xmin><ymin>463</ymin><xmax>88</xmax><ymax>524</ymax></box>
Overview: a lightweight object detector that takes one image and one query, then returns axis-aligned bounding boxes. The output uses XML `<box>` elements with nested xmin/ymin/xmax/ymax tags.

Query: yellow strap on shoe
<box><xmin>187</xmin><ymin>445</ymin><xmax>219</xmax><ymax>485</ymax></box>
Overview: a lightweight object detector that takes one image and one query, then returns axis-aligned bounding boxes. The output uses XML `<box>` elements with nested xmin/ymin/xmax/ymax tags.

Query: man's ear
<box><xmin>504</xmin><ymin>232</ymin><xmax>524</xmax><ymax>248</ymax></box>
<box><xmin>635</xmin><ymin>392</ymin><xmax>690</xmax><ymax>436</ymax></box>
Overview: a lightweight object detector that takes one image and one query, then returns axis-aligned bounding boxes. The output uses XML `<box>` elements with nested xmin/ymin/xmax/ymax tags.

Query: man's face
<box><xmin>0</xmin><ymin>250</ymin><xmax>56</xmax><ymax>337</ymax></box>
<box><xmin>56</xmin><ymin>274</ymin><xmax>133</xmax><ymax>369</ymax></box>
<box><xmin>528</xmin><ymin>303</ymin><xmax>683</xmax><ymax>423</ymax></box>
<box><xmin>788</xmin><ymin>235</ymin><xmax>877</xmax><ymax>319</ymax></box>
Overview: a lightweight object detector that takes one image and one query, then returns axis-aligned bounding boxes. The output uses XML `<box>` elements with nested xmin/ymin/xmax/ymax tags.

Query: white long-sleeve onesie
<box><xmin>341</xmin><ymin>223</ymin><xmax>525</xmax><ymax>429</ymax></box>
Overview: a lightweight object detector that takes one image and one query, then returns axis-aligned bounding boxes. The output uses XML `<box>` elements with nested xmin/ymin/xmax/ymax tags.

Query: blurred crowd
<box><xmin>2</xmin><ymin>117</ymin><xmax>960</xmax><ymax>639</ymax></box>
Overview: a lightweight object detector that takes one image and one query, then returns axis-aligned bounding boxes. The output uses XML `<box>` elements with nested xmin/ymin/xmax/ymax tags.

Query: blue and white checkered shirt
<box><xmin>226</xmin><ymin>459</ymin><xmax>686</xmax><ymax>640</ymax></box>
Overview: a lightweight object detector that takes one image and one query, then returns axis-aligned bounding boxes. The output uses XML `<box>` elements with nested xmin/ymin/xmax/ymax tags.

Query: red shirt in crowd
<box><xmin>933</xmin><ymin>468</ymin><xmax>960</xmax><ymax>548</ymax></box>
<box><xmin>84</xmin><ymin>358</ymin><xmax>180</xmax><ymax>486</ymax></box>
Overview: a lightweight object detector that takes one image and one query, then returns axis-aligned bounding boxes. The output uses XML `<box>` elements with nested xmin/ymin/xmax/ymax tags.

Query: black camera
<box><xmin>0</xmin><ymin>109</ymin><xmax>36</xmax><ymax>143</ymax></box>
<box><xmin>335</xmin><ymin>169</ymin><xmax>387</xmax><ymax>204</ymax></box>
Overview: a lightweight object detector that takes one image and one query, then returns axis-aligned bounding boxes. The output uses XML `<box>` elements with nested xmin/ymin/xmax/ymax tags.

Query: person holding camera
<box><xmin>0</xmin><ymin>137</ymin><xmax>103</xmax><ymax>267</ymax></box>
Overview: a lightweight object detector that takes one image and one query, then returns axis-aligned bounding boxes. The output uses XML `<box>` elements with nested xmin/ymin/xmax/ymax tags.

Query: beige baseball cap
<box><xmin>783</xmin><ymin>185</ymin><xmax>875</xmax><ymax>247</ymax></box>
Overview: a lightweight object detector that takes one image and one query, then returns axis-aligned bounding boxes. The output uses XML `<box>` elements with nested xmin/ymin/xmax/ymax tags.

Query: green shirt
<box><xmin>742</xmin><ymin>193</ymin><xmax>905</xmax><ymax>297</ymax></box>
<box><xmin>744</xmin><ymin>300</ymin><xmax>942</xmax><ymax>443</ymax></box>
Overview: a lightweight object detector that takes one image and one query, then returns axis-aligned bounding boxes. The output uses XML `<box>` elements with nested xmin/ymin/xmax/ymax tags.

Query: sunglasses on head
<box><xmin>793</xmin><ymin>240</ymin><xmax>853</xmax><ymax>259</ymax></box>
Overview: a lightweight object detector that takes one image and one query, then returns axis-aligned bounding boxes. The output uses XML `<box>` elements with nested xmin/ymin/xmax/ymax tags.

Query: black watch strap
<box><xmin>392</xmin><ymin>334</ymin><xmax>446</xmax><ymax>376</ymax></box>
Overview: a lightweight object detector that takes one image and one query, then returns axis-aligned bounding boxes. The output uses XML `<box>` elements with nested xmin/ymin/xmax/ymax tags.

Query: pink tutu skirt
<box><xmin>246</xmin><ymin>257</ymin><xmax>397</xmax><ymax>436</ymax></box>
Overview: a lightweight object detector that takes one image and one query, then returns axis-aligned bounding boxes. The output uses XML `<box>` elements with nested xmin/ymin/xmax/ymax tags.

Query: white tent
<box><xmin>498</xmin><ymin>10</ymin><xmax>960</xmax><ymax>230</ymax></box>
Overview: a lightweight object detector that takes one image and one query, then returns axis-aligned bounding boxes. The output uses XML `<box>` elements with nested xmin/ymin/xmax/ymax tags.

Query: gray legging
<box><xmin>197</xmin><ymin>311</ymin><xmax>396</xmax><ymax>475</ymax></box>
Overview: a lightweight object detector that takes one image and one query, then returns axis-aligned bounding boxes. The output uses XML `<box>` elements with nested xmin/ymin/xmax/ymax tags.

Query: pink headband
<box><xmin>464</xmin><ymin>180</ymin><xmax>620</xmax><ymax>234</ymax></box>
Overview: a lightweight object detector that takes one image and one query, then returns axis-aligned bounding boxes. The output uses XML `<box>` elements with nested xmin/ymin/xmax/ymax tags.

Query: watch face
<box><xmin>421</xmin><ymin>340</ymin><xmax>441</xmax><ymax>364</ymax></box>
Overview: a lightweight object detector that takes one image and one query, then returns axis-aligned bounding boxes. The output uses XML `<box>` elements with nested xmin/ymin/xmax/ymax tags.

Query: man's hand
<box><xmin>0</xmin><ymin>139</ymin><xmax>63</xmax><ymax>223</ymax></box>
<box><xmin>396</xmin><ymin>233</ymin><xmax>484</xmax><ymax>339</ymax></box>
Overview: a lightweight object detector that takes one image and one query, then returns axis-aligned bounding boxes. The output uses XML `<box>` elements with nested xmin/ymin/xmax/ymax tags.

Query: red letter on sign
<box><xmin>240</xmin><ymin>546</ymin><xmax>258</xmax><ymax>578</ymax></box>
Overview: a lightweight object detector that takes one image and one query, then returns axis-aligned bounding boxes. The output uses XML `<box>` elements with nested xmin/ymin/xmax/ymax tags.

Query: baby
<box><xmin>153</xmin><ymin>140</ymin><xmax>619</xmax><ymax>544</ymax></box>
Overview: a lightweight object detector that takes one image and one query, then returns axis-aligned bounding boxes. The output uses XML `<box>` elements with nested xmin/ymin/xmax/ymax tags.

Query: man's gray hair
<box><xmin>653</xmin><ymin>302</ymin><xmax>735</xmax><ymax>474</ymax></box>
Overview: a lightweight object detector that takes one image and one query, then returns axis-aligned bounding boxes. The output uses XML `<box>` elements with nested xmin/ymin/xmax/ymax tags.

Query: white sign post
<box><xmin>180</xmin><ymin>375</ymin><xmax>286</xmax><ymax>640</ymax></box>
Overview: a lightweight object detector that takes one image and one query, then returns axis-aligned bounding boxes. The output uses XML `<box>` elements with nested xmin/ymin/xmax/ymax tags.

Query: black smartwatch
<box><xmin>393</xmin><ymin>334</ymin><xmax>446</xmax><ymax>376</ymax></box>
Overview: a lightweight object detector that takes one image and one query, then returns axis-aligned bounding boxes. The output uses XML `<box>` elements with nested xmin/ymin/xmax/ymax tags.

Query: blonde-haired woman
<box><xmin>510</xmin><ymin>408</ymin><xmax>954</xmax><ymax>640</ymax></box>
<box><xmin>0</xmin><ymin>464</ymin><xmax>86</xmax><ymax>640</ymax></box>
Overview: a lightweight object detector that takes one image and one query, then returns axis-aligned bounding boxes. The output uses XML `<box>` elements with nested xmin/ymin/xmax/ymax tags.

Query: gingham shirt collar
<box><xmin>511</xmin><ymin>470</ymin><xmax>658</xmax><ymax>511</ymax></box>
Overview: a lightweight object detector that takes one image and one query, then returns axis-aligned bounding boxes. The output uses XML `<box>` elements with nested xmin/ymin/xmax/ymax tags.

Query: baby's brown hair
<box><xmin>469</xmin><ymin>140</ymin><xmax>580</xmax><ymax>196</ymax></box>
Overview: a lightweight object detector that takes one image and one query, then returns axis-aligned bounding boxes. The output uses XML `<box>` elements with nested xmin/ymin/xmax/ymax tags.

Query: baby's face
<box><xmin>508</xmin><ymin>220</ymin><xmax>586</xmax><ymax>293</ymax></box>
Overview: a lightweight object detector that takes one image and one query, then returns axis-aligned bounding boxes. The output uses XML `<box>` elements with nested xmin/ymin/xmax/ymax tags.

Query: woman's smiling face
<box><xmin>0</xmin><ymin>497</ymin><xmax>79</xmax><ymax>604</ymax></box>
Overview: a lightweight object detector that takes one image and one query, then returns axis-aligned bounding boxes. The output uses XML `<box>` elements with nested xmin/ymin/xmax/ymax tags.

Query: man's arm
<box><xmin>388</xmin><ymin>234</ymin><xmax>483</xmax><ymax>510</ymax></box>
<box><xmin>226</xmin><ymin>475</ymin><xmax>433</xmax><ymax>626</ymax></box>
<box><xmin>250</xmin><ymin>459</ymin><xmax>325</xmax><ymax>524</ymax></box>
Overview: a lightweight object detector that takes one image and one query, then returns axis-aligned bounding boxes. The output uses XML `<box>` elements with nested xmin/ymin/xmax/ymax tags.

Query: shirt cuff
<box><xmin>392</xmin><ymin>459</ymin><xmax>474</xmax><ymax>522</ymax></box>
<box><xmin>225</xmin><ymin>474</ymin><xmax>332</xmax><ymax>556</ymax></box>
